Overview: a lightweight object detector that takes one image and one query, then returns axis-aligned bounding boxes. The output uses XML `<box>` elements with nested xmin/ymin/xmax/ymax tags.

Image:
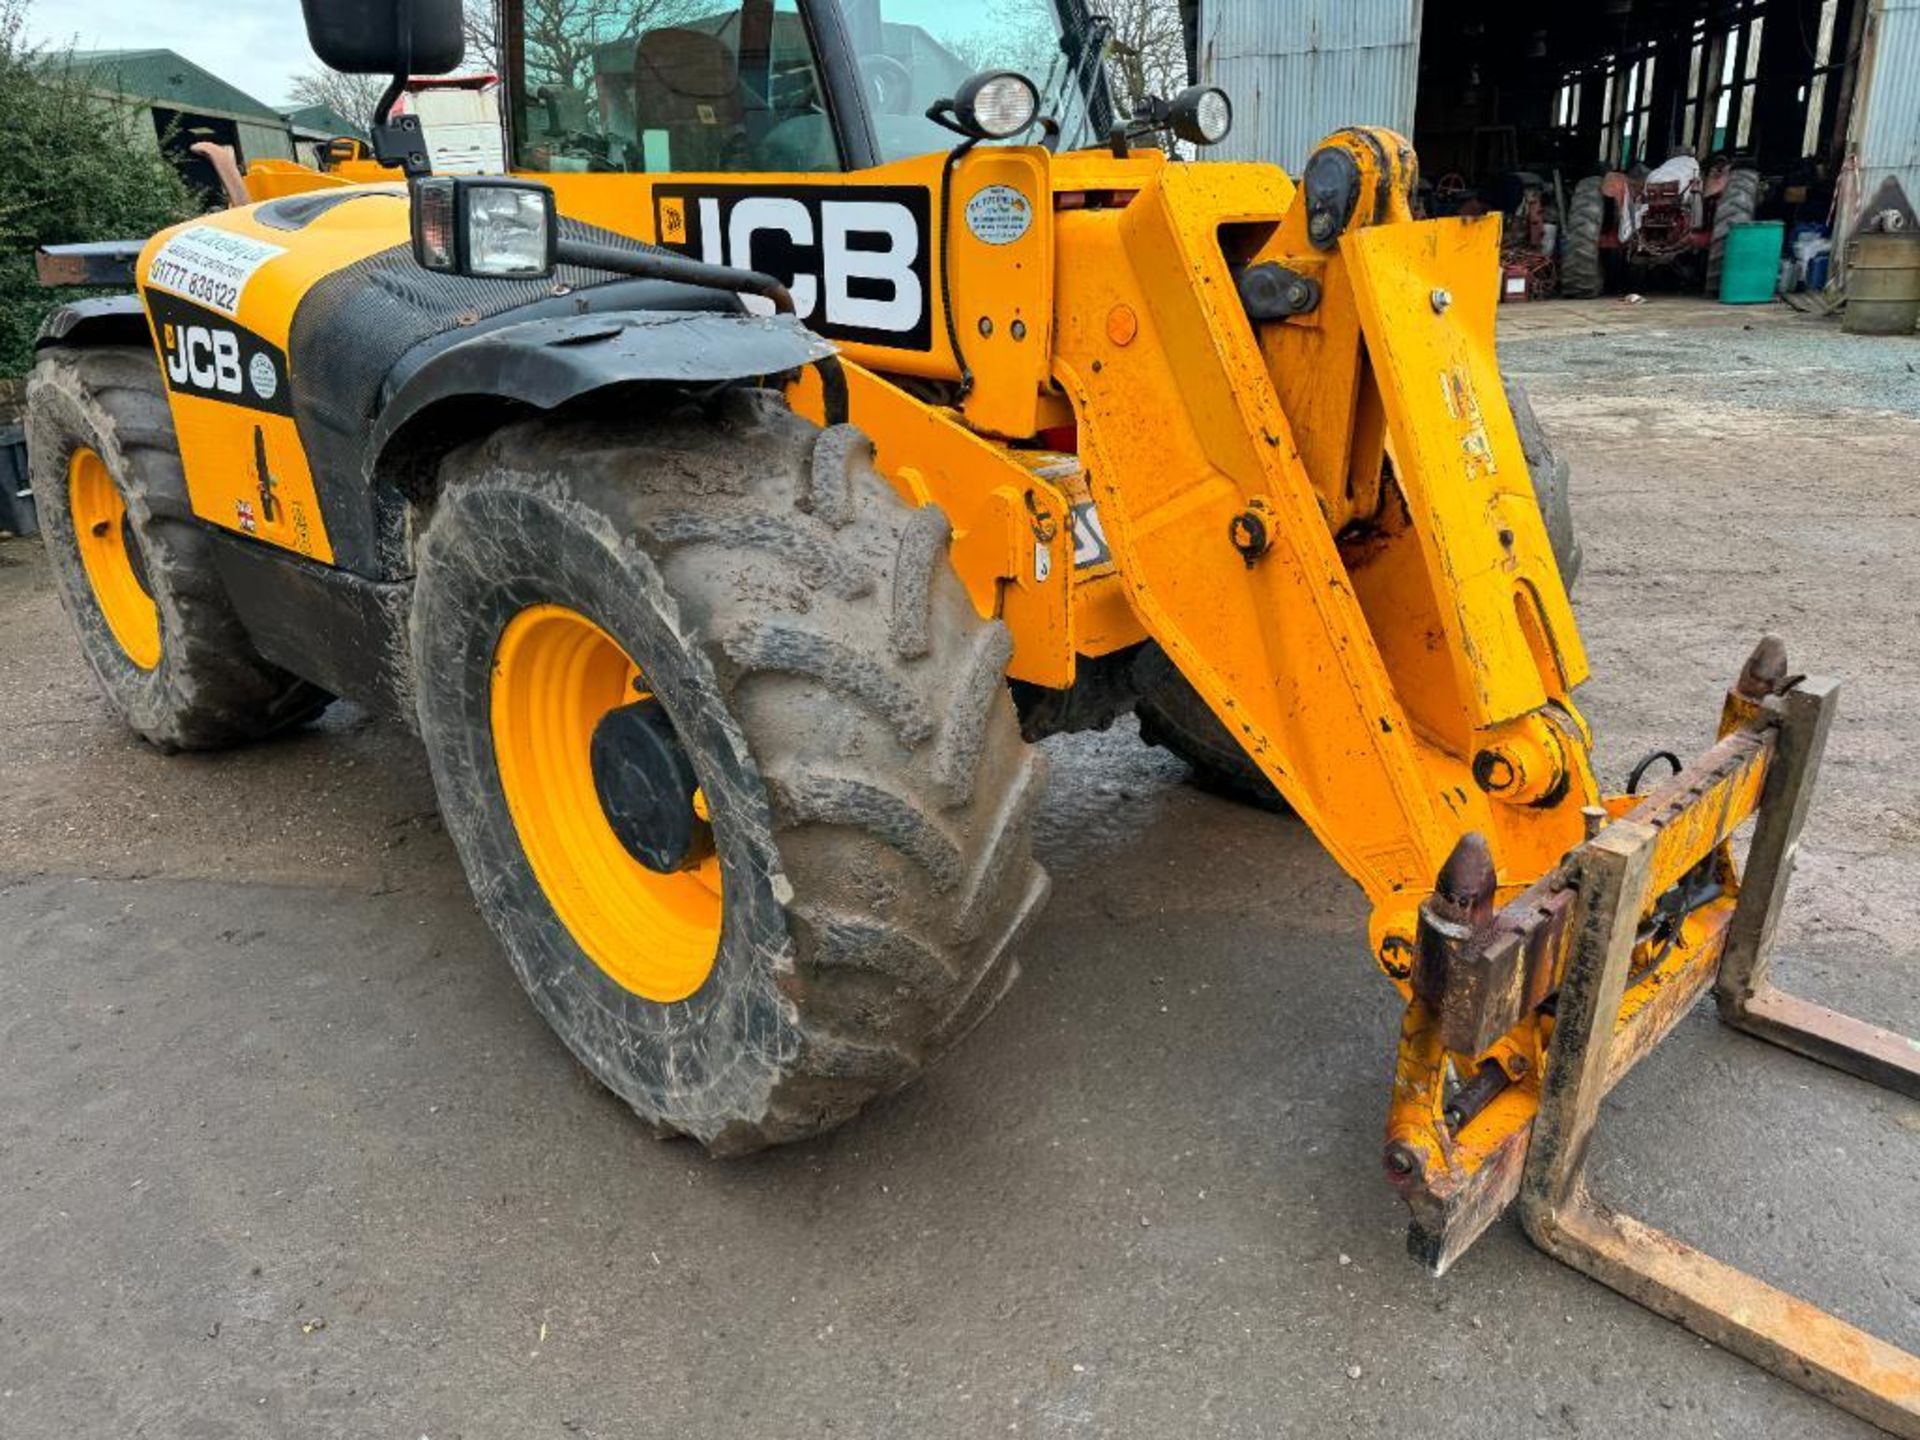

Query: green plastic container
<box><xmin>1719</xmin><ymin>220</ymin><xmax>1785</xmax><ymax>303</ymax></box>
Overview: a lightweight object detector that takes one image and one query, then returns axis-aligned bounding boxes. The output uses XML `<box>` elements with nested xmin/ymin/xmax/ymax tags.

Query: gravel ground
<box><xmin>0</xmin><ymin>296</ymin><xmax>1914</xmax><ymax>1439</ymax></box>
<box><xmin>1501</xmin><ymin>295</ymin><xmax>1920</xmax><ymax>418</ymax></box>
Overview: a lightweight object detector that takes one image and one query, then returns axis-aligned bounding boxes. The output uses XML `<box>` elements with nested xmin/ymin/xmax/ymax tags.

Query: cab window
<box><xmin>513</xmin><ymin>0</ymin><xmax>842</xmax><ymax>174</ymax></box>
<box><xmin>844</xmin><ymin>0</ymin><xmax>1109</xmax><ymax>161</ymax></box>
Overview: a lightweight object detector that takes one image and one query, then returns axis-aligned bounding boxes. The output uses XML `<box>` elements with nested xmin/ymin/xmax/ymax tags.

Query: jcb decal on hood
<box><xmin>653</xmin><ymin>184</ymin><xmax>932</xmax><ymax>350</ymax></box>
<box><xmin>145</xmin><ymin>292</ymin><xmax>292</xmax><ymax>417</ymax></box>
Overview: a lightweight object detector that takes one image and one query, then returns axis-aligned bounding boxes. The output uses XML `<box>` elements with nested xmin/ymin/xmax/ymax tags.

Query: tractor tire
<box><xmin>1506</xmin><ymin>376</ymin><xmax>1582</xmax><ymax>589</ymax></box>
<box><xmin>1560</xmin><ymin>175</ymin><xmax>1607</xmax><ymax>299</ymax></box>
<box><xmin>1706</xmin><ymin>167</ymin><xmax>1762</xmax><ymax>296</ymax></box>
<box><xmin>409</xmin><ymin>389</ymin><xmax>1049</xmax><ymax>1155</ymax></box>
<box><xmin>25</xmin><ymin>345</ymin><xmax>330</xmax><ymax>751</ymax></box>
<box><xmin>1132</xmin><ymin>643</ymin><xmax>1288</xmax><ymax>812</ymax></box>
<box><xmin>1135</xmin><ymin>378</ymin><xmax>1579</xmax><ymax>809</ymax></box>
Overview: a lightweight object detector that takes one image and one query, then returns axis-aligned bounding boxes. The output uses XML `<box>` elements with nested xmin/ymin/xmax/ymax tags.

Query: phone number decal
<box><xmin>145</xmin><ymin>227</ymin><xmax>285</xmax><ymax>318</ymax></box>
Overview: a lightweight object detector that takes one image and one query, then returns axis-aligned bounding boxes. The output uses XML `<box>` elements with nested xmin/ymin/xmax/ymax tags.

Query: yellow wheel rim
<box><xmin>490</xmin><ymin>604</ymin><xmax>723</xmax><ymax>1002</ymax></box>
<box><xmin>68</xmin><ymin>447</ymin><xmax>161</xmax><ymax>671</ymax></box>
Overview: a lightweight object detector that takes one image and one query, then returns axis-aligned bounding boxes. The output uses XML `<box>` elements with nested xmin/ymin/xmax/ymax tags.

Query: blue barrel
<box><xmin>1719</xmin><ymin>221</ymin><xmax>1785</xmax><ymax>303</ymax></box>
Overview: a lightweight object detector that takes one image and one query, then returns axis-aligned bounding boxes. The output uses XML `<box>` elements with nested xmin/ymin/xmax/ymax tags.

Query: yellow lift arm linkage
<box><xmin>1045</xmin><ymin>129</ymin><xmax>1920</xmax><ymax>1433</ymax></box>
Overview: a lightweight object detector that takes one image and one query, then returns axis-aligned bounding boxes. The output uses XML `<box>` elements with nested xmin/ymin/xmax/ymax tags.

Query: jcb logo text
<box><xmin>165</xmin><ymin>323</ymin><xmax>244</xmax><ymax>395</ymax></box>
<box><xmin>654</xmin><ymin>184</ymin><xmax>934</xmax><ymax>351</ymax></box>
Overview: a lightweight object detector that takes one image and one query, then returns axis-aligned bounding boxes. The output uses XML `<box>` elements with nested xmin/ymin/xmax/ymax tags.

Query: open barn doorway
<box><xmin>1409</xmin><ymin>0</ymin><xmax>1869</xmax><ymax>297</ymax></box>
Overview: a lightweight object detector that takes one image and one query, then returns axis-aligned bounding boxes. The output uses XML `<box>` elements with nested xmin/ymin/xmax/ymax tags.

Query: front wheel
<box><xmin>409</xmin><ymin>391</ymin><xmax>1049</xmax><ymax>1153</ymax></box>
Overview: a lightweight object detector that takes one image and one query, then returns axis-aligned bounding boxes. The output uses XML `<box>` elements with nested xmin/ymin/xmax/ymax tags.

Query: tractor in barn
<box><xmin>1561</xmin><ymin>153</ymin><xmax>1762</xmax><ymax>296</ymax></box>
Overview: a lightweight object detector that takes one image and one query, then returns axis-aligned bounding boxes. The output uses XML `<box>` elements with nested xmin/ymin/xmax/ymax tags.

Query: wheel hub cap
<box><xmin>590</xmin><ymin>697</ymin><xmax>713</xmax><ymax>874</ymax></box>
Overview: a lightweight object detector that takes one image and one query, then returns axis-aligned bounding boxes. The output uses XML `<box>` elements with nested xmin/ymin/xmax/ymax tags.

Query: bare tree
<box><xmin>943</xmin><ymin>2</ymin><xmax>1059</xmax><ymax>82</ymax></box>
<box><xmin>464</xmin><ymin>0</ymin><xmax>502</xmax><ymax>74</ymax></box>
<box><xmin>284</xmin><ymin>68</ymin><xmax>393</xmax><ymax>129</ymax></box>
<box><xmin>1088</xmin><ymin>0</ymin><xmax>1188</xmax><ymax>120</ymax></box>
<box><xmin>491</xmin><ymin>0</ymin><xmax>700</xmax><ymax>94</ymax></box>
<box><xmin>289</xmin><ymin>0</ymin><xmax>708</xmax><ymax>136</ymax></box>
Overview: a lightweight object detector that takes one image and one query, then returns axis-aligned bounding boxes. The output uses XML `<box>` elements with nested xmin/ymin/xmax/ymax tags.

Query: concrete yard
<box><xmin>1</xmin><ymin>297</ymin><xmax>1916</xmax><ymax>1438</ymax></box>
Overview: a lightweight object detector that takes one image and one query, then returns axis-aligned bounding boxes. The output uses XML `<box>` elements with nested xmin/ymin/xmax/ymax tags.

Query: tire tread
<box><xmin>25</xmin><ymin>344</ymin><xmax>329</xmax><ymax>751</ymax></box>
<box><xmin>417</xmin><ymin>390</ymin><xmax>1046</xmax><ymax>1153</ymax></box>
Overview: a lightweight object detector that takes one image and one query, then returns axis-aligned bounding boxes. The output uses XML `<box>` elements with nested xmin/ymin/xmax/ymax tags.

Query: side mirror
<box><xmin>299</xmin><ymin>0</ymin><xmax>464</xmax><ymax>77</ymax></box>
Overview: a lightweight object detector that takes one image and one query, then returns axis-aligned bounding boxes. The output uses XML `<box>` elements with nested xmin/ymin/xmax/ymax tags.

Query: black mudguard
<box><xmin>35</xmin><ymin>294</ymin><xmax>149</xmax><ymax>352</ymax></box>
<box><xmin>284</xmin><ymin>220</ymin><xmax>836</xmax><ymax>579</ymax></box>
<box><xmin>36</xmin><ymin>225</ymin><xmax>841</xmax><ymax>715</ymax></box>
<box><xmin>371</xmin><ymin>309</ymin><xmax>834</xmax><ymax>471</ymax></box>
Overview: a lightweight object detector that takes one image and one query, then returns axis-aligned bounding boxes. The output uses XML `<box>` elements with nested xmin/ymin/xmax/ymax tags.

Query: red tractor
<box><xmin>1561</xmin><ymin>156</ymin><xmax>1762</xmax><ymax>297</ymax></box>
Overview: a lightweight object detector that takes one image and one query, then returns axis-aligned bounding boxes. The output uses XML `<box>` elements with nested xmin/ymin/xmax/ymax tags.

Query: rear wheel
<box><xmin>1560</xmin><ymin>176</ymin><xmax>1607</xmax><ymax>299</ymax></box>
<box><xmin>410</xmin><ymin>390</ymin><xmax>1049</xmax><ymax>1153</ymax></box>
<box><xmin>1132</xmin><ymin>643</ymin><xmax>1288</xmax><ymax>812</ymax></box>
<box><xmin>1136</xmin><ymin>379</ymin><xmax>1580</xmax><ymax>808</ymax></box>
<box><xmin>1706</xmin><ymin>167</ymin><xmax>1762</xmax><ymax>295</ymax></box>
<box><xmin>25</xmin><ymin>345</ymin><xmax>329</xmax><ymax>750</ymax></box>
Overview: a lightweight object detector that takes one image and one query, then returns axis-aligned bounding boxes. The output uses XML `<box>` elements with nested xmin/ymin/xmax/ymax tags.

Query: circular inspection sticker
<box><xmin>249</xmin><ymin>352</ymin><xmax>278</xmax><ymax>401</ymax></box>
<box><xmin>964</xmin><ymin>185</ymin><xmax>1034</xmax><ymax>245</ymax></box>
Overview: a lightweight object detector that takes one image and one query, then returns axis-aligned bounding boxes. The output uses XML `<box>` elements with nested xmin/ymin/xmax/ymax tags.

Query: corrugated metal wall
<box><xmin>1195</xmin><ymin>0</ymin><xmax>1423</xmax><ymax>172</ymax></box>
<box><xmin>1856</xmin><ymin>0</ymin><xmax>1920</xmax><ymax>217</ymax></box>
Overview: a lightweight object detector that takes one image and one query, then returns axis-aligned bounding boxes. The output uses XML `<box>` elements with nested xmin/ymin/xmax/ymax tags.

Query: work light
<box><xmin>411</xmin><ymin>177</ymin><xmax>558</xmax><ymax>280</ymax></box>
<box><xmin>1169</xmin><ymin>86</ymin><xmax>1233</xmax><ymax>146</ymax></box>
<box><xmin>951</xmin><ymin>71</ymin><xmax>1040</xmax><ymax>141</ymax></box>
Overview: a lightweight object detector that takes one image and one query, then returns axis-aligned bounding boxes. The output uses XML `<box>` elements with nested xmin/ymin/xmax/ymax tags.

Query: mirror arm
<box><xmin>371</xmin><ymin>0</ymin><xmax>433</xmax><ymax>178</ymax></box>
<box><xmin>371</xmin><ymin>90</ymin><xmax>433</xmax><ymax>177</ymax></box>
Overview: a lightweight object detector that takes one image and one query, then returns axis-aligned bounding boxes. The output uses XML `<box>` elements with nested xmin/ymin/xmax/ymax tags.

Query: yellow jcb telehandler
<box><xmin>26</xmin><ymin>0</ymin><xmax>1919</xmax><ymax>1426</ymax></box>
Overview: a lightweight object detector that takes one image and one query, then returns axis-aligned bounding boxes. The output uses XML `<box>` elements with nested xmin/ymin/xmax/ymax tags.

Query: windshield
<box><xmin>507</xmin><ymin>0</ymin><xmax>1113</xmax><ymax>174</ymax></box>
<box><xmin>843</xmin><ymin>0</ymin><xmax>1112</xmax><ymax>161</ymax></box>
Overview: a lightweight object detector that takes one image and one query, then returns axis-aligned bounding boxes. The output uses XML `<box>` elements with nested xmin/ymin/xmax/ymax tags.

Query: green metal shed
<box><xmin>56</xmin><ymin>49</ymin><xmax>294</xmax><ymax>195</ymax></box>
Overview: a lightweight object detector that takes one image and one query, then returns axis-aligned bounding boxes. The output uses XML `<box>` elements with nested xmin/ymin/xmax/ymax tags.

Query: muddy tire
<box><xmin>25</xmin><ymin>345</ymin><xmax>330</xmax><ymax>751</ymax></box>
<box><xmin>1706</xmin><ymin>167</ymin><xmax>1761</xmax><ymax>296</ymax></box>
<box><xmin>1131</xmin><ymin>644</ymin><xmax>1287</xmax><ymax>812</ymax></box>
<box><xmin>409</xmin><ymin>389</ymin><xmax>1049</xmax><ymax>1154</ymax></box>
<box><xmin>1560</xmin><ymin>175</ymin><xmax>1607</xmax><ymax>299</ymax></box>
<box><xmin>1504</xmin><ymin>377</ymin><xmax>1581</xmax><ymax>588</ymax></box>
<box><xmin>1136</xmin><ymin>378</ymin><xmax>1580</xmax><ymax>809</ymax></box>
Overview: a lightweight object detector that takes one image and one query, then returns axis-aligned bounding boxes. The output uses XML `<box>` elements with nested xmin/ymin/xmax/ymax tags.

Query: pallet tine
<box><xmin>1518</xmin><ymin>676</ymin><xmax>1920</xmax><ymax>1438</ymax></box>
<box><xmin>1717</xmin><ymin>679</ymin><xmax>1920</xmax><ymax>1099</ymax></box>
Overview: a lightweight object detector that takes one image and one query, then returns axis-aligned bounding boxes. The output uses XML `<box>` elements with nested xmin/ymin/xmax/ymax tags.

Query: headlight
<box><xmin>953</xmin><ymin>70</ymin><xmax>1040</xmax><ymax>141</ymax></box>
<box><xmin>411</xmin><ymin>177</ymin><xmax>558</xmax><ymax>280</ymax></box>
<box><xmin>467</xmin><ymin>185</ymin><xmax>554</xmax><ymax>276</ymax></box>
<box><xmin>1169</xmin><ymin>86</ymin><xmax>1233</xmax><ymax>147</ymax></box>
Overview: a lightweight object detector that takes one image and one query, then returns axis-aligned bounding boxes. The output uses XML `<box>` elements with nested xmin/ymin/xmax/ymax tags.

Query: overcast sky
<box><xmin>29</xmin><ymin>0</ymin><xmax>321</xmax><ymax>107</ymax></box>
